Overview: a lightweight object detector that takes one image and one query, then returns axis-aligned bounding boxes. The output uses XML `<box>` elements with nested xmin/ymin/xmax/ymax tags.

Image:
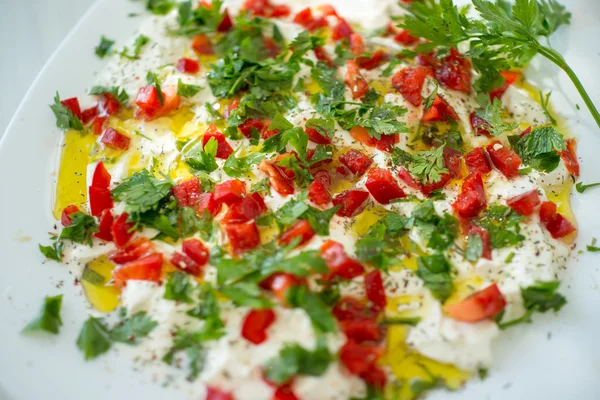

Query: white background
<box><xmin>0</xmin><ymin>0</ymin><xmax>96</xmax><ymax>137</ymax></box>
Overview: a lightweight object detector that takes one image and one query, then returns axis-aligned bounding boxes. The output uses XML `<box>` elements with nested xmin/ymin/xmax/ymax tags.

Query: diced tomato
<box><xmin>364</xmin><ymin>270</ymin><xmax>387</xmax><ymax>313</ymax></box>
<box><xmin>191</xmin><ymin>34</ymin><xmax>214</xmax><ymax>55</ymax></box>
<box><xmin>242</xmin><ymin>0</ymin><xmax>288</xmax><ymax>18</ymax></box>
<box><xmin>60</xmin><ymin>97</ymin><xmax>82</xmax><ymax>119</ymax></box>
<box><xmin>308</xmin><ymin>179</ymin><xmax>331</xmax><ymax>205</ymax></box>
<box><xmin>171</xmin><ymin>178</ymin><xmax>202</xmax><ymax>208</ymax></box>
<box><xmin>182</xmin><ymin>238</ymin><xmax>210</xmax><ymax>266</ymax></box>
<box><xmin>214</xmin><ymin>179</ymin><xmax>246</xmax><ymax>206</ymax></box>
<box><xmin>113</xmin><ymin>253</ymin><xmax>163</xmax><ymax>289</ymax></box>
<box><xmin>135</xmin><ymin>85</ymin><xmax>180</xmax><ymax>120</ymax></box>
<box><xmin>218</xmin><ymin>9</ymin><xmax>233</xmax><ymax>32</ymax></box>
<box><xmin>350</xmin><ymin>33</ymin><xmax>365</xmax><ymax>55</ymax></box>
<box><xmin>111</xmin><ymin>213</ymin><xmax>135</xmax><ymax>248</ymax></box>
<box><xmin>176</xmin><ymin>57</ymin><xmax>200</xmax><ymax>74</ymax></box>
<box><xmin>170</xmin><ymin>252</ymin><xmax>201</xmax><ymax>276</ymax></box>
<box><xmin>435</xmin><ymin>48</ymin><xmax>471</xmax><ymax>93</ymax></box>
<box><xmin>339</xmin><ymin>150</ymin><xmax>372</xmax><ymax>176</ymax></box>
<box><xmin>339</xmin><ymin>340</ymin><xmax>383</xmax><ymax>375</ymax></box>
<box><xmin>239</xmin><ymin>118</ymin><xmax>266</xmax><ymax>138</ymax></box>
<box><xmin>320</xmin><ymin>240</ymin><xmax>365</xmax><ymax>280</ymax></box>
<box><xmin>421</xmin><ymin>95</ymin><xmax>459</xmax><ymax>122</ymax></box>
<box><xmin>332</xmin><ymin>190</ymin><xmax>369</xmax><ymax>217</ymax></box>
<box><xmin>293</xmin><ymin>7</ymin><xmax>313</xmax><ymax>25</ymax></box>
<box><xmin>465</xmin><ymin>147</ymin><xmax>492</xmax><ymax>175</ymax></box>
<box><xmin>489</xmin><ymin>70</ymin><xmax>521</xmax><ymax>101</ymax></box>
<box><xmin>279</xmin><ymin>220</ymin><xmax>315</xmax><ymax>247</ymax></box>
<box><xmin>314</xmin><ymin>170</ymin><xmax>331</xmax><ymax>187</ymax></box>
<box><xmin>306</xmin><ymin>127</ymin><xmax>331</xmax><ymax>144</ymax></box>
<box><xmin>394</xmin><ymin>30</ymin><xmax>418</xmax><ymax>46</ymax></box>
<box><xmin>226</xmin><ymin>221</ymin><xmax>261</xmax><ymax>256</ymax></box>
<box><xmin>97</xmin><ymin>94</ymin><xmax>120</xmax><ymax>117</ymax></box>
<box><xmin>261</xmin><ymin>127</ymin><xmax>280</xmax><ymax>140</ymax></box>
<box><xmin>92</xmin><ymin>161</ymin><xmax>111</xmax><ymax>189</ymax></box>
<box><xmin>355</xmin><ymin>50</ymin><xmax>389</xmax><ymax>71</ymax></box>
<box><xmin>259</xmin><ymin>160</ymin><xmax>295</xmax><ymax>196</ymax></box>
<box><xmin>223</xmin><ymin>192</ymin><xmax>267</xmax><ymax>223</ymax></box>
<box><xmin>375</xmin><ymin>133</ymin><xmax>399</xmax><ymax>153</ymax></box>
<box><xmin>332</xmin><ymin>18</ymin><xmax>353</xmax><ymax>41</ymax></box>
<box><xmin>340</xmin><ymin>319</ymin><xmax>381</xmax><ymax>343</ymax></box>
<box><xmin>91</xmin><ymin>116</ymin><xmax>106</xmax><ymax>135</ymax></box>
<box><xmin>135</xmin><ymin>86</ymin><xmax>161</xmax><ymax>114</ymax></box>
<box><xmin>273</xmin><ymin>384</ymin><xmax>299</xmax><ymax>400</ymax></box>
<box><xmin>345</xmin><ymin>60</ymin><xmax>369</xmax><ymax>100</ymax></box>
<box><xmin>539</xmin><ymin>201</ymin><xmax>557</xmax><ymax>223</ymax></box>
<box><xmin>443</xmin><ymin>146</ymin><xmax>463</xmax><ymax>178</ymax></box>
<box><xmin>486</xmin><ymin>142</ymin><xmax>522</xmax><ymax>178</ymax></box>
<box><xmin>392</xmin><ymin>67</ymin><xmax>429</xmax><ymax>107</ymax></box>
<box><xmin>365</xmin><ymin>168</ymin><xmax>406</xmax><ymax>205</ymax></box>
<box><xmin>206</xmin><ymin>386</ymin><xmax>234</xmax><ymax>400</ymax></box>
<box><xmin>81</xmin><ymin>106</ymin><xmax>98</xmax><ymax>125</ymax></box>
<box><xmin>507</xmin><ymin>190</ymin><xmax>541</xmax><ymax>216</ymax></box>
<box><xmin>452</xmin><ymin>172</ymin><xmax>487</xmax><ymax>219</ymax></box>
<box><xmin>197</xmin><ymin>192</ymin><xmax>221</xmax><ymax>216</ymax></box>
<box><xmin>468</xmin><ymin>225</ymin><xmax>492</xmax><ymax>260</ymax></box>
<box><xmin>271</xmin><ymin>4</ymin><xmax>291</xmax><ymax>17</ymax></box>
<box><xmin>94</xmin><ymin>209</ymin><xmax>114</xmax><ymax>242</ymax></box>
<box><xmin>203</xmin><ymin>124</ymin><xmax>233</xmax><ymax>159</ymax></box>
<box><xmin>420</xmin><ymin>172</ymin><xmax>453</xmax><ymax>197</ymax></box>
<box><xmin>333</xmin><ymin>297</ymin><xmax>374</xmax><ymax>321</ymax></box>
<box><xmin>360</xmin><ymin>366</ymin><xmax>387</xmax><ymax>390</ymax></box>
<box><xmin>314</xmin><ymin>46</ymin><xmax>333</xmax><ymax>67</ymax></box>
<box><xmin>544</xmin><ymin>213</ymin><xmax>577</xmax><ymax>239</ymax></box>
<box><xmin>60</xmin><ymin>205</ymin><xmax>79</xmax><ymax>227</ymax></box>
<box><xmin>109</xmin><ymin>238</ymin><xmax>153</xmax><ymax>264</ymax></box>
<box><xmin>447</xmin><ymin>283</ymin><xmax>506</xmax><ymax>322</ymax></box>
<box><xmin>560</xmin><ymin>138</ymin><xmax>580</xmax><ymax>177</ymax></box>
<box><xmin>397</xmin><ymin>167</ymin><xmax>420</xmax><ymax>190</ymax></box>
<box><xmin>470</xmin><ymin>112</ymin><xmax>492</xmax><ymax>137</ymax></box>
<box><xmin>100</xmin><ymin>128</ymin><xmax>130</xmax><ymax>150</ymax></box>
<box><xmin>241</xmin><ymin>309</ymin><xmax>276</xmax><ymax>345</ymax></box>
<box><xmin>89</xmin><ymin>186</ymin><xmax>114</xmax><ymax>217</ymax></box>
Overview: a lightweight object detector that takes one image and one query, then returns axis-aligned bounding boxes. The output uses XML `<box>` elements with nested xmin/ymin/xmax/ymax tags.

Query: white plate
<box><xmin>1</xmin><ymin>1</ymin><xmax>600</xmax><ymax>399</ymax></box>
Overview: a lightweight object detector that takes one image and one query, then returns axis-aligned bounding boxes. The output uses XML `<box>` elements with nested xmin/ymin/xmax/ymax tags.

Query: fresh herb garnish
<box><xmin>112</xmin><ymin>169</ymin><xmax>173</xmax><ymax>214</ymax></box>
<box><xmin>50</xmin><ymin>92</ymin><xmax>83</xmax><ymax>131</ymax></box>
<box><xmin>407</xmin><ymin>144</ymin><xmax>449</xmax><ymax>184</ymax></box>
<box><xmin>110</xmin><ymin>312</ymin><xmax>158</xmax><ymax>344</ymax></box>
<box><xmin>262</xmin><ymin>339</ymin><xmax>332</xmax><ymax>385</ymax></box>
<box><xmin>39</xmin><ymin>237</ymin><xmax>64</xmax><ymax>261</ymax></box>
<box><xmin>416</xmin><ymin>253</ymin><xmax>454</xmax><ymax>302</ymax></box>
<box><xmin>59</xmin><ymin>212</ymin><xmax>98</xmax><ymax>246</ymax></box>
<box><xmin>164</xmin><ymin>271</ymin><xmax>195</xmax><ymax>303</ymax></box>
<box><xmin>89</xmin><ymin>86</ymin><xmax>129</xmax><ymax>106</ymax></box>
<box><xmin>183</xmin><ymin>137</ymin><xmax>219</xmax><ymax>173</ymax></box>
<box><xmin>77</xmin><ymin>317</ymin><xmax>113</xmax><ymax>360</ymax></box>
<box><xmin>587</xmin><ymin>238</ymin><xmax>600</xmax><ymax>252</ymax></box>
<box><xmin>510</xmin><ymin>126</ymin><xmax>566</xmax><ymax>172</ymax></box>
<box><xmin>177</xmin><ymin>79</ymin><xmax>202</xmax><ymax>98</ymax></box>
<box><xmin>95</xmin><ymin>36</ymin><xmax>115</xmax><ymax>58</ymax></box>
<box><xmin>286</xmin><ymin>285</ymin><xmax>337</xmax><ymax>333</ymax></box>
<box><xmin>575</xmin><ymin>181</ymin><xmax>600</xmax><ymax>194</ymax></box>
<box><xmin>146</xmin><ymin>71</ymin><xmax>164</xmax><ymax>106</ymax></box>
<box><xmin>119</xmin><ymin>34</ymin><xmax>150</xmax><ymax>60</ymax></box>
<box><xmin>475</xmin><ymin>205</ymin><xmax>525</xmax><ymax>249</ymax></box>
<box><xmin>146</xmin><ymin>0</ymin><xmax>175</xmax><ymax>15</ymax></box>
<box><xmin>223</xmin><ymin>148</ymin><xmax>265</xmax><ymax>178</ymax></box>
<box><xmin>22</xmin><ymin>295</ymin><xmax>63</xmax><ymax>334</ymax></box>
<box><xmin>475</xmin><ymin>96</ymin><xmax>518</xmax><ymax>136</ymax></box>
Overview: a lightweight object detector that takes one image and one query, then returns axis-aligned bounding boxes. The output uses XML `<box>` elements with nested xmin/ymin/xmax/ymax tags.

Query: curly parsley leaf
<box><xmin>112</xmin><ymin>169</ymin><xmax>173</xmax><ymax>214</ymax></box>
<box><xmin>223</xmin><ymin>148</ymin><xmax>265</xmax><ymax>177</ymax></box>
<box><xmin>475</xmin><ymin>96</ymin><xmax>519</xmax><ymax>136</ymax></box>
<box><xmin>77</xmin><ymin>317</ymin><xmax>112</xmax><ymax>360</ymax></box>
<box><xmin>50</xmin><ymin>92</ymin><xmax>83</xmax><ymax>131</ymax></box>
<box><xmin>60</xmin><ymin>212</ymin><xmax>98</xmax><ymax>246</ymax></box>
<box><xmin>262</xmin><ymin>339</ymin><xmax>332</xmax><ymax>385</ymax></box>
<box><xmin>89</xmin><ymin>86</ymin><xmax>129</xmax><ymax>106</ymax></box>
<box><xmin>510</xmin><ymin>126</ymin><xmax>566</xmax><ymax>172</ymax></box>
<box><xmin>408</xmin><ymin>144</ymin><xmax>449</xmax><ymax>184</ymax></box>
<box><xmin>289</xmin><ymin>31</ymin><xmax>325</xmax><ymax>60</ymax></box>
<box><xmin>357</xmin><ymin>103</ymin><xmax>411</xmax><ymax>140</ymax></box>
<box><xmin>95</xmin><ymin>36</ymin><xmax>115</xmax><ymax>58</ymax></box>
<box><xmin>183</xmin><ymin>137</ymin><xmax>219</xmax><ymax>173</ymax></box>
<box><xmin>110</xmin><ymin>312</ymin><xmax>158</xmax><ymax>344</ymax></box>
<box><xmin>357</xmin><ymin>212</ymin><xmax>411</xmax><ymax>270</ymax></box>
<box><xmin>175</xmin><ymin>0</ymin><xmax>226</xmax><ymax>35</ymax></box>
<box><xmin>476</xmin><ymin>205</ymin><xmax>525</xmax><ymax>249</ymax></box>
<box><xmin>416</xmin><ymin>253</ymin><xmax>454</xmax><ymax>302</ymax></box>
<box><xmin>23</xmin><ymin>295</ymin><xmax>63</xmax><ymax>334</ymax></box>
<box><xmin>177</xmin><ymin>79</ymin><xmax>202</xmax><ymax>98</ymax></box>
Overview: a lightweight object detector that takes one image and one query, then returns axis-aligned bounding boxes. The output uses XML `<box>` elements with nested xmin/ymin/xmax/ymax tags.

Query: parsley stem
<box><xmin>536</xmin><ymin>44</ymin><xmax>600</xmax><ymax>129</ymax></box>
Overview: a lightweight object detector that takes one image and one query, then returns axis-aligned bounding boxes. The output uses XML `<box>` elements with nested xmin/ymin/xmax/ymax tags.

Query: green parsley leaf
<box><xmin>60</xmin><ymin>212</ymin><xmax>98</xmax><ymax>246</ymax></box>
<box><xmin>539</xmin><ymin>91</ymin><xmax>557</xmax><ymax>125</ymax></box>
<box><xmin>164</xmin><ymin>271</ymin><xmax>195</xmax><ymax>303</ymax></box>
<box><xmin>408</xmin><ymin>144</ymin><xmax>449</xmax><ymax>184</ymax></box>
<box><xmin>289</xmin><ymin>31</ymin><xmax>325</xmax><ymax>60</ymax></box>
<box><xmin>110</xmin><ymin>312</ymin><xmax>158</xmax><ymax>344</ymax></box>
<box><xmin>77</xmin><ymin>317</ymin><xmax>112</xmax><ymax>360</ymax></box>
<box><xmin>423</xmin><ymin>83</ymin><xmax>439</xmax><ymax>111</ymax></box>
<box><xmin>95</xmin><ymin>36</ymin><xmax>115</xmax><ymax>58</ymax></box>
<box><xmin>286</xmin><ymin>285</ymin><xmax>336</xmax><ymax>333</ymax></box>
<box><xmin>476</xmin><ymin>205</ymin><xmax>525</xmax><ymax>249</ymax></box>
<box><xmin>223</xmin><ymin>148</ymin><xmax>265</xmax><ymax>177</ymax></box>
<box><xmin>251</xmin><ymin>177</ymin><xmax>271</xmax><ymax>195</ymax></box>
<box><xmin>175</xmin><ymin>0</ymin><xmax>226</xmax><ymax>36</ymax></box>
<box><xmin>112</xmin><ymin>169</ymin><xmax>173</xmax><ymax>214</ymax></box>
<box><xmin>509</xmin><ymin>126</ymin><xmax>566</xmax><ymax>172</ymax></box>
<box><xmin>220</xmin><ymin>282</ymin><xmax>274</xmax><ymax>309</ymax></box>
<box><xmin>305</xmin><ymin>118</ymin><xmax>335</xmax><ymax>140</ymax></box>
<box><xmin>146</xmin><ymin>0</ymin><xmax>175</xmax><ymax>15</ymax></box>
<box><xmin>475</xmin><ymin>96</ymin><xmax>519</xmax><ymax>136</ymax></box>
<box><xmin>23</xmin><ymin>295</ymin><xmax>63</xmax><ymax>334</ymax></box>
<box><xmin>39</xmin><ymin>237</ymin><xmax>64</xmax><ymax>261</ymax></box>
<box><xmin>274</xmin><ymin>191</ymin><xmax>310</xmax><ymax>229</ymax></box>
<box><xmin>356</xmin><ymin>103</ymin><xmax>410</xmax><ymax>140</ymax></box>
<box><xmin>575</xmin><ymin>181</ymin><xmax>600</xmax><ymax>194</ymax></box>
<box><xmin>119</xmin><ymin>34</ymin><xmax>150</xmax><ymax>60</ymax></box>
<box><xmin>465</xmin><ymin>231</ymin><xmax>484</xmax><ymax>262</ymax></box>
<box><xmin>416</xmin><ymin>253</ymin><xmax>453</xmax><ymax>302</ymax></box>
<box><xmin>302</xmin><ymin>205</ymin><xmax>341</xmax><ymax>236</ymax></box>
<box><xmin>587</xmin><ymin>238</ymin><xmax>600</xmax><ymax>252</ymax></box>
<box><xmin>89</xmin><ymin>86</ymin><xmax>129</xmax><ymax>107</ymax></box>
<box><xmin>177</xmin><ymin>79</ymin><xmax>202</xmax><ymax>98</ymax></box>
<box><xmin>49</xmin><ymin>92</ymin><xmax>83</xmax><ymax>131</ymax></box>
<box><xmin>183</xmin><ymin>137</ymin><xmax>219</xmax><ymax>173</ymax></box>
<box><xmin>262</xmin><ymin>339</ymin><xmax>332</xmax><ymax>385</ymax></box>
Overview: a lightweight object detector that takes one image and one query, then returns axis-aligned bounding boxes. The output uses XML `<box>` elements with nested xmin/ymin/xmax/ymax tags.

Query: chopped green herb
<box><xmin>39</xmin><ymin>237</ymin><xmax>64</xmax><ymax>262</ymax></box>
<box><xmin>164</xmin><ymin>271</ymin><xmax>195</xmax><ymax>303</ymax></box>
<box><xmin>575</xmin><ymin>181</ymin><xmax>600</xmax><ymax>194</ymax></box>
<box><xmin>110</xmin><ymin>312</ymin><xmax>158</xmax><ymax>344</ymax></box>
<box><xmin>77</xmin><ymin>317</ymin><xmax>112</xmax><ymax>360</ymax></box>
<box><xmin>183</xmin><ymin>137</ymin><xmax>219</xmax><ymax>173</ymax></box>
<box><xmin>23</xmin><ymin>295</ymin><xmax>63</xmax><ymax>334</ymax></box>
<box><xmin>177</xmin><ymin>79</ymin><xmax>202</xmax><ymax>98</ymax></box>
<box><xmin>120</xmin><ymin>34</ymin><xmax>150</xmax><ymax>60</ymax></box>
<box><xmin>262</xmin><ymin>339</ymin><xmax>332</xmax><ymax>386</ymax></box>
<box><xmin>112</xmin><ymin>169</ymin><xmax>173</xmax><ymax>214</ymax></box>
<box><xmin>49</xmin><ymin>92</ymin><xmax>83</xmax><ymax>131</ymax></box>
<box><xmin>95</xmin><ymin>36</ymin><xmax>115</xmax><ymax>58</ymax></box>
<box><xmin>146</xmin><ymin>0</ymin><xmax>175</xmax><ymax>15</ymax></box>
<box><xmin>475</xmin><ymin>96</ymin><xmax>519</xmax><ymax>136</ymax></box>
<box><xmin>286</xmin><ymin>285</ymin><xmax>336</xmax><ymax>333</ymax></box>
<box><xmin>416</xmin><ymin>253</ymin><xmax>453</xmax><ymax>302</ymax></box>
<box><xmin>59</xmin><ymin>212</ymin><xmax>98</xmax><ymax>246</ymax></box>
<box><xmin>89</xmin><ymin>86</ymin><xmax>129</xmax><ymax>106</ymax></box>
<box><xmin>587</xmin><ymin>238</ymin><xmax>600</xmax><ymax>252</ymax></box>
<box><xmin>510</xmin><ymin>126</ymin><xmax>566</xmax><ymax>172</ymax></box>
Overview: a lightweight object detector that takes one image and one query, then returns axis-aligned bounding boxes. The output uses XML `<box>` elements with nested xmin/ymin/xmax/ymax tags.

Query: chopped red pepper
<box><xmin>331</xmin><ymin>18</ymin><xmax>353</xmax><ymax>41</ymax></box>
<box><xmin>279</xmin><ymin>220</ymin><xmax>315</xmax><ymax>247</ymax></box>
<box><xmin>394</xmin><ymin>30</ymin><xmax>418</xmax><ymax>46</ymax></box>
<box><xmin>223</xmin><ymin>192</ymin><xmax>267</xmax><ymax>223</ymax></box>
<box><xmin>489</xmin><ymin>70</ymin><xmax>521</xmax><ymax>101</ymax></box>
<box><xmin>89</xmin><ymin>186</ymin><xmax>114</xmax><ymax>217</ymax></box>
<box><xmin>273</xmin><ymin>384</ymin><xmax>299</xmax><ymax>400</ymax></box>
<box><xmin>197</xmin><ymin>192</ymin><xmax>221</xmax><ymax>216</ymax></box>
<box><xmin>470</xmin><ymin>112</ymin><xmax>492</xmax><ymax>137</ymax></box>
<box><xmin>447</xmin><ymin>283</ymin><xmax>506</xmax><ymax>322</ymax></box>
<box><xmin>364</xmin><ymin>270</ymin><xmax>387</xmax><ymax>313</ymax></box>
<box><xmin>344</xmin><ymin>60</ymin><xmax>369</xmax><ymax>100</ymax></box>
<box><xmin>109</xmin><ymin>238</ymin><xmax>153</xmax><ymax>264</ymax></box>
<box><xmin>339</xmin><ymin>149</ymin><xmax>372</xmax><ymax>176</ymax></box>
<box><xmin>171</xmin><ymin>252</ymin><xmax>200</xmax><ymax>276</ymax></box>
<box><xmin>360</xmin><ymin>366</ymin><xmax>387</xmax><ymax>390</ymax></box>
<box><xmin>259</xmin><ymin>160</ymin><xmax>295</xmax><ymax>196</ymax></box>
<box><xmin>332</xmin><ymin>190</ymin><xmax>369</xmax><ymax>217</ymax></box>
<box><xmin>320</xmin><ymin>240</ymin><xmax>365</xmax><ymax>280</ymax></box>
<box><xmin>340</xmin><ymin>319</ymin><xmax>381</xmax><ymax>343</ymax></box>
<box><xmin>218</xmin><ymin>9</ymin><xmax>233</xmax><ymax>32</ymax></box>
<box><xmin>539</xmin><ymin>201</ymin><xmax>576</xmax><ymax>239</ymax></box>
<box><xmin>60</xmin><ymin>205</ymin><xmax>79</xmax><ymax>227</ymax></box>
<box><xmin>452</xmin><ymin>173</ymin><xmax>487</xmax><ymax>219</ymax></box>
<box><xmin>94</xmin><ymin>209</ymin><xmax>114</xmax><ymax>242</ymax></box>
<box><xmin>421</xmin><ymin>95</ymin><xmax>459</xmax><ymax>122</ymax></box>
<box><xmin>314</xmin><ymin>46</ymin><xmax>334</xmax><ymax>67</ymax></box>
<box><xmin>306</xmin><ymin>127</ymin><xmax>331</xmax><ymax>144</ymax></box>
<box><xmin>443</xmin><ymin>146</ymin><xmax>463</xmax><ymax>178</ymax></box>
<box><xmin>355</xmin><ymin>50</ymin><xmax>389</xmax><ymax>71</ymax></box>
<box><xmin>203</xmin><ymin>124</ymin><xmax>234</xmax><ymax>159</ymax></box>
<box><xmin>308</xmin><ymin>178</ymin><xmax>331</xmax><ymax>205</ymax></box>
<box><xmin>226</xmin><ymin>221</ymin><xmax>261</xmax><ymax>256</ymax></box>
<box><xmin>434</xmin><ymin>48</ymin><xmax>472</xmax><ymax>93</ymax></box>
<box><xmin>171</xmin><ymin>177</ymin><xmax>202</xmax><ymax>208</ymax></box>
<box><xmin>350</xmin><ymin>33</ymin><xmax>365</xmax><ymax>55</ymax></box>
<box><xmin>92</xmin><ymin>161</ymin><xmax>111</xmax><ymax>189</ymax></box>
<box><xmin>506</xmin><ymin>190</ymin><xmax>541</xmax><ymax>216</ymax></box>
<box><xmin>206</xmin><ymin>386</ymin><xmax>234</xmax><ymax>400</ymax></box>
<box><xmin>100</xmin><ymin>128</ymin><xmax>131</xmax><ymax>150</ymax></box>
<box><xmin>176</xmin><ymin>57</ymin><xmax>200</xmax><ymax>74</ymax></box>
<box><xmin>539</xmin><ymin>201</ymin><xmax>557</xmax><ymax>223</ymax></box>
<box><xmin>486</xmin><ymin>142</ymin><xmax>522</xmax><ymax>178</ymax></box>
<box><xmin>239</xmin><ymin>119</ymin><xmax>266</xmax><ymax>138</ymax></box>
<box><xmin>113</xmin><ymin>253</ymin><xmax>163</xmax><ymax>289</ymax></box>
<box><xmin>260</xmin><ymin>272</ymin><xmax>303</xmax><ymax>304</ymax></box>
<box><xmin>111</xmin><ymin>213</ymin><xmax>135</xmax><ymax>248</ymax></box>
<box><xmin>365</xmin><ymin>168</ymin><xmax>406</xmax><ymax>204</ymax></box>
<box><xmin>60</xmin><ymin>97</ymin><xmax>82</xmax><ymax>119</ymax></box>
<box><xmin>464</xmin><ymin>147</ymin><xmax>492</xmax><ymax>175</ymax></box>
<box><xmin>241</xmin><ymin>309</ymin><xmax>276</xmax><ymax>344</ymax></box>
<box><xmin>392</xmin><ymin>67</ymin><xmax>429</xmax><ymax>107</ymax></box>
<box><xmin>91</xmin><ymin>116</ymin><xmax>107</xmax><ymax>135</ymax></box>
<box><xmin>135</xmin><ymin>85</ymin><xmax>180</xmax><ymax>120</ymax></box>
<box><xmin>339</xmin><ymin>340</ymin><xmax>384</xmax><ymax>375</ymax></box>
<box><xmin>333</xmin><ymin>297</ymin><xmax>375</xmax><ymax>321</ymax></box>
<box><xmin>191</xmin><ymin>34</ymin><xmax>214</xmax><ymax>55</ymax></box>
<box><xmin>560</xmin><ymin>138</ymin><xmax>580</xmax><ymax>177</ymax></box>
<box><xmin>81</xmin><ymin>106</ymin><xmax>98</xmax><ymax>125</ymax></box>
<box><xmin>182</xmin><ymin>238</ymin><xmax>210</xmax><ymax>267</ymax></box>
<box><xmin>97</xmin><ymin>93</ymin><xmax>121</xmax><ymax>117</ymax></box>
<box><xmin>214</xmin><ymin>179</ymin><xmax>246</xmax><ymax>206</ymax></box>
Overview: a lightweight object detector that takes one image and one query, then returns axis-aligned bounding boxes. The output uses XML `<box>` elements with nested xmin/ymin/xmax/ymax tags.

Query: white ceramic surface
<box><xmin>1</xmin><ymin>1</ymin><xmax>600</xmax><ymax>399</ymax></box>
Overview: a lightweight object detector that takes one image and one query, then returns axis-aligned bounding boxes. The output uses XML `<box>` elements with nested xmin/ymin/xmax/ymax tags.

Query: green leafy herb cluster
<box><xmin>262</xmin><ymin>338</ymin><xmax>332</xmax><ymax>385</ymax></box>
<box><xmin>23</xmin><ymin>295</ymin><xmax>63</xmax><ymax>334</ymax></box>
<box><xmin>475</xmin><ymin>205</ymin><xmax>525</xmax><ymax>249</ymax></box>
<box><xmin>509</xmin><ymin>126</ymin><xmax>566</xmax><ymax>172</ymax></box>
